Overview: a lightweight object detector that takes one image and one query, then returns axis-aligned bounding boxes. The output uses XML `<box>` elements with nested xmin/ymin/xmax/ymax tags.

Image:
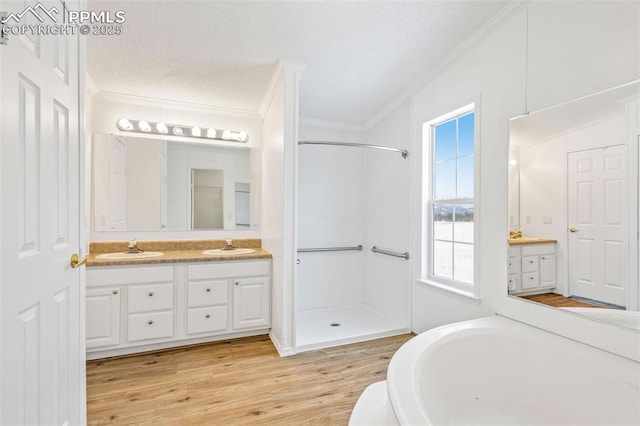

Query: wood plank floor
<box><xmin>520</xmin><ymin>293</ymin><xmax>615</xmax><ymax>308</ymax></box>
<box><xmin>86</xmin><ymin>334</ymin><xmax>413</xmax><ymax>425</ymax></box>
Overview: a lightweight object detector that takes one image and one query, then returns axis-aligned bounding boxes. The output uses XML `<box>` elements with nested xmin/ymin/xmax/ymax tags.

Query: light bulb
<box><xmin>156</xmin><ymin>122</ymin><xmax>168</xmax><ymax>133</ymax></box>
<box><xmin>191</xmin><ymin>127</ymin><xmax>201</xmax><ymax>137</ymax></box>
<box><xmin>207</xmin><ymin>129</ymin><xmax>217</xmax><ymax>138</ymax></box>
<box><xmin>117</xmin><ymin>118</ymin><xmax>133</xmax><ymax>130</ymax></box>
<box><xmin>173</xmin><ymin>127</ymin><xmax>184</xmax><ymax>136</ymax></box>
<box><xmin>222</xmin><ymin>130</ymin><xmax>231</xmax><ymax>140</ymax></box>
<box><xmin>237</xmin><ymin>131</ymin><xmax>248</xmax><ymax>142</ymax></box>
<box><xmin>138</xmin><ymin>120</ymin><xmax>151</xmax><ymax>132</ymax></box>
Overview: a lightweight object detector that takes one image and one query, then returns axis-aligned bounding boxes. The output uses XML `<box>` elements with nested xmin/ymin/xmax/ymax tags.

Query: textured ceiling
<box><xmin>87</xmin><ymin>0</ymin><xmax>509</xmax><ymax>126</ymax></box>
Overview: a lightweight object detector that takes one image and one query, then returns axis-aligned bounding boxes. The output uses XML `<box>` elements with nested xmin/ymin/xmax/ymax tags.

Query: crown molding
<box><xmin>363</xmin><ymin>0</ymin><xmax>529</xmax><ymax>131</ymax></box>
<box><xmin>93</xmin><ymin>91</ymin><xmax>263</xmax><ymax>120</ymax></box>
<box><xmin>86</xmin><ymin>73</ymin><xmax>99</xmax><ymax>99</ymax></box>
<box><xmin>259</xmin><ymin>59</ymin><xmax>307</xmax><ymax>117</ymax></box>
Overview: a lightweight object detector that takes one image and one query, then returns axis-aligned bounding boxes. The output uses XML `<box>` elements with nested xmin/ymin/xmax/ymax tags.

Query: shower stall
<box><xmin>294</xmin><ymin>125</ymin><xmax>412</xmax><ymax>352</ymax></box>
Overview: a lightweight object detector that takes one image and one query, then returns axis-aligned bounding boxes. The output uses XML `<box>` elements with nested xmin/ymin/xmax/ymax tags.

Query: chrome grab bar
<box><xmin>298</xmin><ymin>140</ymin><xmax>408</xmax><ymax>159</ymax></box>
<box><xmin>297</xmin><ymin>245</ymin><xmax>364</xmax><ymax>253</ymax></box>
<box><xmin>371</xmin><ymin>246</ymin><xmax>410</xmax><ymax>260</ymax></box>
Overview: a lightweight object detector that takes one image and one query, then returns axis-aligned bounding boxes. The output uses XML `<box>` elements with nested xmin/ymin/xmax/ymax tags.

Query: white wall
<box><xmin>408</xmin><ymin>1</ymin><xmax>640</xmax><ymax>333</ymax></box>
<box><xmin>89</xmin><ymin>93</ymin><xmax>263</xmax><ymax>241</ymax></box>
<box><xmin>364</xmin><ymin>100</ymin><xmax>412</xmax><ymax>325</ymax></box>
<box><xmin>297</xmin><ymin>124</ymin><xmax>366</xmax><ymax>311</ymax></box>
<box><xmin>126</xmin><ymin>138</ymin><xmax>163</xmax><ymax>229</ymax></box>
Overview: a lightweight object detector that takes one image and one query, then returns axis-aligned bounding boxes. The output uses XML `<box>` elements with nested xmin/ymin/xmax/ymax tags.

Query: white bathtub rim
<box><xmin>387</xmin><ymin>314</ymin><xmax>640</xmax><ymax>425</ymax></box>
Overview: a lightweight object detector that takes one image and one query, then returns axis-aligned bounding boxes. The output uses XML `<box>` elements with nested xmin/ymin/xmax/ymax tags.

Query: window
<box><xmin>425</xmin><ymin>105</ymin><xmax>476</xmax><ymax>291</ymax></box>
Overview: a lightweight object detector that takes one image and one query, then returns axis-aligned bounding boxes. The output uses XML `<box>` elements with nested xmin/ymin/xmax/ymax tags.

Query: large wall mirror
<box><xmin>92</xmin><ymin>134</ymin><xmax>256</xmax><ymax>232</ymax></box>
<box><xmin>508</xmin><ymin>81</ymin><xmax>639</xmax><ymax>331</ymax></box>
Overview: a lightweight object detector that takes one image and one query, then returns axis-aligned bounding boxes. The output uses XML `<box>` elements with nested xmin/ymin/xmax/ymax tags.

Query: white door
<box><xmin>0</xmin><ymin>0</ymin><xmax>85</xmax><ymax>423</ymax></box>
<box><xmin>567</xmin><ymin>146</ymin><xmax>627</xmax><ymax>306</ymax></box>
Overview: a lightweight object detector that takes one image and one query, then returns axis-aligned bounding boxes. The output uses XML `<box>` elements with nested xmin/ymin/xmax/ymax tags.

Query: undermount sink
<box><xmin>95</xmin><ymin>251</ymin><xmax>164</xmax><ymax>260</ymax></box>
<box><xmin>202</xmin><ymin>248</ymin><xmax>256</xmax><ymax>256</ymax></box>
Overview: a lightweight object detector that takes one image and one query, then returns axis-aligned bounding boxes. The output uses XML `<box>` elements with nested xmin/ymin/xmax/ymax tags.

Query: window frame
<box><xmin>422</xmin><ymin>103</ymin><xmax>479</xmax><ymax>297</ymax></box>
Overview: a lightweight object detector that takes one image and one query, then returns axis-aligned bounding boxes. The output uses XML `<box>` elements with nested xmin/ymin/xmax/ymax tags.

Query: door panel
<box><xmin>1</xmin><ymin>0</ymin><xmax>84</xmax><ymax>423</ymax></box>
<box><xmin>568</xmin><ymin>146</ymin><xmax>627</xmax><ymax>306</ymax></box>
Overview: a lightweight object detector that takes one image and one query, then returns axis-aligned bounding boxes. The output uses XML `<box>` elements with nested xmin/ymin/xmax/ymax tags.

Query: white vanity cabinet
<box><xmin>86</xmin><ymin>259</ymin><xmax>271</xmax><ymax>359</ymax></box>
<box><xmin>508</xmin><ymin>243</ymin><xmax>556</xmax><ymax>295</ymax></box>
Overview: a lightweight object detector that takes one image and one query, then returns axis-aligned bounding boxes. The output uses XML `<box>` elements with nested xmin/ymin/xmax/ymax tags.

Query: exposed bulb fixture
<box><xmin>117</xmin><ymin>118</ymin><xmax>133</xmax><ymax>130</ymax></box>
<box><xmin>116</xmin><ymin>118</ymin><xmax>249</xmax><ymax>143</ymax></box>
<box><xmin>138</xmin><ymin>120</ymin><xmax>151</xmax><ymax>132</ymax></box>
<box><xmin>156</xmin><ymin>122</ymin><xmax>168</xmax><ymax>133</ymax></box>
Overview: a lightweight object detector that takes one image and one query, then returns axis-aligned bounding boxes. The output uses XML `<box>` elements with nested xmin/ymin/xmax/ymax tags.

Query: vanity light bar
<box><xmin>116</xmin><ymin>118</ymin><xmax>249</xmax><ymax>143</ymax></box>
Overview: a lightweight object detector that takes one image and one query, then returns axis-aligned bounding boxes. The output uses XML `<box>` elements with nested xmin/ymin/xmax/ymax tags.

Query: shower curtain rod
<box><xmin>298</xmin><ymin>140</ymin><xmax>408</xmax><ymax>159</ymax></box>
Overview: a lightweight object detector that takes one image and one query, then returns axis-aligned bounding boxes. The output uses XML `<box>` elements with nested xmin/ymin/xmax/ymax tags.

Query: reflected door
<box><xmin>567</xmin><ymin>145</ymin><xmax>627</xmax><ymax>306</ymax></box>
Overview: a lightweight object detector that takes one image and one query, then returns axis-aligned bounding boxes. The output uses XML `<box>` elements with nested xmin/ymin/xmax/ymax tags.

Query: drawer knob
<box><xmin>205</xmin><ymin>314</ymin><xmax>210</xmax><ymax>319</ymax></box>
<box><xmin>148</xmin><ymin>320</ymin><xmax>154</xmax><ymax>325</ymax></box>
<box><xmin>529</xmin><ymin>277</ymin><xmax>534</xmax><ymax>280</ymax></box>
<box><xmin>112</xmin><ymin>290</ymin><xmax>118</xmax><ymax>295</ymax></box>
<box><xmin>206</xmin><ymin>288</ymin><xmax>211</xmax><ymax>292</ymax></box>
<box><xmin>148</xmin><ymin>292</ymin><xmax>154</xmax><ymax>297</ymax></box>
<box><xmin>529</xmin><ymin>261</ymin><xmax>534</xmax><ymax>264</ymax></box>
<box><xmin>541</xmin><ymin>256</ymin><xmax>545</xmax><ymax>260</ymax></box>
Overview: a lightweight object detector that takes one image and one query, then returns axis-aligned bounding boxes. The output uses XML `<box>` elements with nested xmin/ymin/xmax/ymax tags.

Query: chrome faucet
<box><xmin>127</xmin><ymin>238</ymin><xmax>144</xmax><ymax>253</ymax></box>
<box><xmin>224</xmin><ymin>237</ymin><xmax>235</xmax><ymax>250</ymax></box>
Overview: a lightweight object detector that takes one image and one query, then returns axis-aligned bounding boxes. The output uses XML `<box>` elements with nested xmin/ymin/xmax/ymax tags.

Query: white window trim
<box><xmin>422</xmin><ymin>102</ymin><xmax>480</xmax><ymax>299</ymax></box>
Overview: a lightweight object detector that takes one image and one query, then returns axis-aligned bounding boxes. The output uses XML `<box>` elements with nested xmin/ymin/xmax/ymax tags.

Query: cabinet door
<box><xmin>540</xmin><ymin>255</ymin><xmax>556</xmax><ymax>288</ymax></box>
<box><xmin>86</xmin><ymin>287</ymin><xmax>121</xmax><ymax>349</ymax></box>
<box><xmin>233</xmin><ymin>277</ymin><xmax>270</xmax><ymax>329</ymax></box>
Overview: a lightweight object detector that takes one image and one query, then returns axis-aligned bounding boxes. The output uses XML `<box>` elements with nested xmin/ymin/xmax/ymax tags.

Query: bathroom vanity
<box><xmin>85</xmin><ymin>240</ymin><xmax>272</xmax><ymax>360</ymax></box>
<box><xmin>507</xmin><ymin>239</ymin><xmax>556</xmax><ymax>295</ymax></box>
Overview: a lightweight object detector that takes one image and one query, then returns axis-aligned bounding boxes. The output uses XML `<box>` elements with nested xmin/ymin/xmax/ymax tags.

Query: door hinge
<box><xmin>1</xmin><ymin>12</ymin><xmax>7</xmax><ymax>45</ymax></box>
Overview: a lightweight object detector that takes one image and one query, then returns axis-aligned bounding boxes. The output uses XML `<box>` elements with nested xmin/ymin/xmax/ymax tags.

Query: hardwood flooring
<box><xmin>86</xmin><ymin>334</ymin><xmax>413</xmax><ymax>425</ymax></box>
<box><xmin>520</xmin><ymin>293</ymin><xmax>615</xmax><ymax>308</ymax></box>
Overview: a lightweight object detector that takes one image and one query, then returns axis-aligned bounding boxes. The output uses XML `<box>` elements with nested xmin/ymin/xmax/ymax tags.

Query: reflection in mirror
<box><xmin>508</xmin><ymin>81</ymin><xmax>640</xmax><ymax>331</ymax></box>
<box><xmin>92</xmin><ymin>134</ymin><xmax>253</xmax><ymax>231</ymax></box>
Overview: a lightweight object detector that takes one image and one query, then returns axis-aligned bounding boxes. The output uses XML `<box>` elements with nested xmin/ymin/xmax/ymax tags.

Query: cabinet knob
<box><xmin>541</xmin><ymin>256</ymin><xmax>545</xmax><ymax>260</ymax></box>
<box><xmin>529</xmin><ymin>277</ymin><xmax>534</xmax><ymax>280</ymax></box>
<box><xmin>205</xmin><ymin>314</ymin><xmax>210</xmax><ymax>319</ymax></box>
<box><xmin>206</xmin><ymin>288</ymin><xmax>211</xmax><ymax>292</ymax></box>
<box><xmin>148</xmin><ymin>320</ymin><xmax>154</xmax><ymax>325</ymax></box>
<box><xmin>112</xmin><ymin>290</ymin><xmax>118</xmax><ymax>295</ymax></box>
<box><xmin>235</xmin><ymin>282</ymin><xmax>239</xmax><ymax>286</ymax></box>
<box><xmin>148</xmin><ymin>292</ymin><xmax>154</xmax><ymax>297</ymax></box>
<box><xmin>529</xmin><ymin>260</ymin><xmax>534</xmax><ymax>264</ymax></box>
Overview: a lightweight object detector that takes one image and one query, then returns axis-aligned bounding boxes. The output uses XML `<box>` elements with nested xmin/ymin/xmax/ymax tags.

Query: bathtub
<box><xmin>350</xmin><ymin>316</ymin><xmax>640</xmax><ymax>425</ymax></box>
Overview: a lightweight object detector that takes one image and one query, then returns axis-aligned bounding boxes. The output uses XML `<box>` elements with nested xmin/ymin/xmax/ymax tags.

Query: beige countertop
<box><xmin>87</xmin><ymin>239</ymin><xmax>272</xmax><ymax>267</ymax></box>
<box><xmin>508</xmin><ymin>237</ymin><xmax>557</xmax><ymax>246</ymax></box>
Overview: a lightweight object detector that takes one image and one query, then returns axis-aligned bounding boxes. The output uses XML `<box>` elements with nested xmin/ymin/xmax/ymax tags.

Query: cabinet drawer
<box><xmin>521</xmin><ymin>256</ymin><xmax>539</xmax><ymax>273</ymax></box>
<box><xmin>522</xmin><ymin>272</ymin><xmax>539</xmax><ymax>290</ymax></box>
<box><xmin>127</xmin><ymin>311</ymin><xmax>174</xmax><ymax>342</ymax></box>
<box><xmin>128</xmin><ymin>283</ymin><xmax>174</xmax><ymax>313</ymax></box>
<box><xmin>187</xmin><ymin>306</ymin><xmax>228</xmax><ymax>335</ymax></box>
<box><xmin>188</xmin><ymin>280</ymin><xmax>228</xmax><ymax>308</ymax></box>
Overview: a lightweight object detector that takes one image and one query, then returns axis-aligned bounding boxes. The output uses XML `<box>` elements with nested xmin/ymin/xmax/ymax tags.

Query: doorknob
<box><xmin>569</xmin><ymin>227</ymin><xmax>579</xmax><ymax>233</ymax></box>
<box><xmin>70</xmin><ymin>253</ymin><xmax>88</xmax><ymax>268</ymax></box>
